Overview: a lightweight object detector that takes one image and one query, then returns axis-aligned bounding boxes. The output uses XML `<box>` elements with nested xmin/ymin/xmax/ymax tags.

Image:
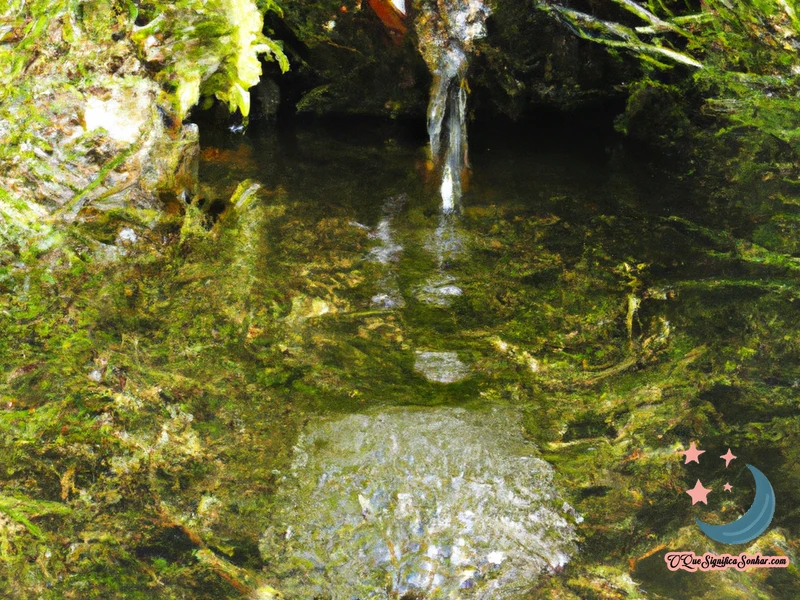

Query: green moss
<box><xmin>0</xmin><ymin>0</ymin><xmax>288</xmax><ymax>250</ymax></box>
<box><xmin>131</xmin><ymin>0</ymin><xmax>288</xmax><ymax>120</ymax></box>
<box><xmin>0</xmin><ymin>182</ymin><xmax>303</xmax><ymax>597</ymax></box>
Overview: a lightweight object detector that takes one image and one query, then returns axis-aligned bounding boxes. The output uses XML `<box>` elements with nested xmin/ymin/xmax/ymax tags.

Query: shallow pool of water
<box><xmin>189</xmin><ymin>117</ymin><xmax>800</xmax><ymax>598</ymax></box>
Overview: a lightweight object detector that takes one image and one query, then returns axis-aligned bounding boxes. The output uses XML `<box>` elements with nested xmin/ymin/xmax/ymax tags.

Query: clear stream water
<box><xmin>194</xmin><ymin>116</ymin><xmax>800</xmax><ymax>598</ymax></box>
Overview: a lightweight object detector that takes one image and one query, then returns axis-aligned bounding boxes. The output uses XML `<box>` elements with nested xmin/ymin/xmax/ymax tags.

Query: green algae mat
<box><xmin>1</xmin><ymin>122</ymin><xmax>799</xmax><ymax>598</ymax></box>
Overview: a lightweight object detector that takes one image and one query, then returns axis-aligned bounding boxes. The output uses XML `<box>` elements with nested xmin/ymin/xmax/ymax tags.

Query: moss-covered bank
<box><xmin>0</xmin><ymin>0</ymin><xmax>287</xmax><ymax>245</ymax></box>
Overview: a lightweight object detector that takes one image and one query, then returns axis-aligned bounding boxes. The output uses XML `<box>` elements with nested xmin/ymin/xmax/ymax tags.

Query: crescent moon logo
<box><xmin>695</xmin><ymin>464</ymin><xmax>776</xmax><ymax>545</ymax></box>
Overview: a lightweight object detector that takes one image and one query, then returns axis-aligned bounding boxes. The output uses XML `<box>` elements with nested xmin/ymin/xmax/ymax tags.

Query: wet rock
<box><xmin>251</xmin><ymin>76</ymin><xmax>283</xmax><ymax>122</ymax></box>
<box><xmin>85</xmin><ymin>90</ymin><xmax>150</xmax><ymax>144</ymax></box>
<box><xmin>469</xmin><ymin>1</ymin><xmax>635</xmax><ymax>117</ymax></box>
<box><xmin>0</xmin><ymin>0</ymin><xmax>287</xmax><ymax>241</ymax></box>
<box><xmin>279</xmin><ymin>0</ymin><xmax>429</xmax><ymax>117</ymax></box>
<box><xmin>260</xmin><ymin>407</ymin><xmax>577</xmax><ymax>599</ymax></box>
<box><xmin>1</xmin><ymin>52</ymin><xmax>198</xmax><ymax>231</ymax></box>
<box><xmin>116</xmin><ymin>227</ymin><xmax>138</xmax><ymax>245</ymax></box>
<box><xmin>278</xmin><ymin>0</ymin><xmax>632</xmax><ymax>119</ymax></box>
<box><xmin>614</xmin><ymin>82</ymin><xmax>691</xmax><ymax>155</ymax></box>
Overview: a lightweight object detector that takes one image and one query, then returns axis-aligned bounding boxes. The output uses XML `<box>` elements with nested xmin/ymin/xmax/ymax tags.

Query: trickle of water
<box><xmin>416</xmin><ymin>0</ymin><xmax>491</xmax><ymax>212</ymax></box>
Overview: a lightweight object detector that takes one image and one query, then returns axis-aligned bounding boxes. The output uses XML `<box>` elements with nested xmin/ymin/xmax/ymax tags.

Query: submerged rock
<box><xmin>414</xmin><ymin>350</ymin><xmax>470</xmax><ymax>383</ymax></box>
<box><xmin>372</xmin><ymin>286</ymin><xmax>406</xmax><ymax>309</ymax></box>
<box><xmin>260</xmin><ymin>407</ymin><xmax>577</xmax><ymax>599</ymax></box>
<box><xmin>414</xmin><ymin>274</ymin><xmax>464</xmax><ymax>307</ymax></box>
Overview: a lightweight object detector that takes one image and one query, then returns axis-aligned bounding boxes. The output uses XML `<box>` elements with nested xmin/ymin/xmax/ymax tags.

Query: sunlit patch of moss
<box><xmin>131</xmin><ymin>0</ymin><xmax>288</xmax><ymax>120</ymax></box>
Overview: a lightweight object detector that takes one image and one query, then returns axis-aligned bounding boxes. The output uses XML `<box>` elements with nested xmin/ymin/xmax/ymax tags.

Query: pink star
<box><xmin>686</xmin><ymin>480</ymin><xmax>712</xmax><ymax>505</ymax></box>
<box><xmin>720</xmin><ymin>448</ymin><xmax>737</xmax><ymax>468</ymax></box>
<box><xmin>680</xmin><ymin>441</ymin><xmax>705</xmax><ymax>464</ymax></box>
<box><xmin>723</xmin><ymin>482</ymin><xmax>733</xmax><ymax>492</ymax></box>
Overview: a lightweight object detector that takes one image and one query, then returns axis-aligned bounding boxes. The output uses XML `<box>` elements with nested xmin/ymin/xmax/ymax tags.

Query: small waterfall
<box><xmin>416</xmin><ymin>0</ymin><xmax>491</xmax><ymax>213</ymax></box>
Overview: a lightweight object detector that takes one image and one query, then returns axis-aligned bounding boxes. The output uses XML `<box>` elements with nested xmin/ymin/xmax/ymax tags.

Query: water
<box><xmin>367</xmin><ymin>193</ymin><xmax>407</xmax><ymax>309</ymax></box>
<box><xmin>6</xmin><ymin>101</ymin><xmax>800</xmax><ymax>597</ymax></box>
<box><xmin>194</xmin><ymin>117</ymin><xmax>800</xmax><ymax>599</ymax></box>
<box><xmin>260</xmin><ymin>407</ymin><xmax>576</xmax><ymax>599</ymax></box>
